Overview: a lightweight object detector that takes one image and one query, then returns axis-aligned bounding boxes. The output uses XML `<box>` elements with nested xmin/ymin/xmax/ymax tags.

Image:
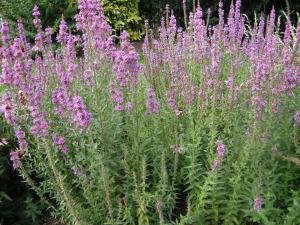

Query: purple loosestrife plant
<box><xmin>15</xmin><ymin>130</ymin><xmax>27</xmax><ymax>150</ymax></box>
<box><xmin>146</xmin><ymin>88</ymin><xmax>159</xmax><ymax>114</ymax></box>
<box><xmin>1</xmin><ymin>0</ymin><xmax>300</xmax><ymax>224</ymax></box>
<box><xmin>57</xmin><ymin>18</ymin><xmax>69</xmax><ymax>44</ymax></box>
<box><xmin>254</xmin><ymin>196</ymin><xmax>263</xmax><ymax>212</ymax></box>
<box><xmin>72</xmin><ymin>96</ymin><xmax>91</xmax><ymax>129</ymax></box>
<box><xmin>111</xmin><ymin>31</ymin><xmax>139</xmax><ymax>111</ymax></box>
<box><xmin>52</xmin><ymin>133</ymin><xmax>69</xmax><ymax>154</ymax></box>
<box><xmin>211</xmin><ymin>140</ymin><xmax>226</xmax><ymax>171</ymax></box>
<box><xmin>52</xmin><ymin>87</ymin><xmax>71</xmax><ymax>118</ymax></box>
<box><xmin>295</xmin><ymin>111</ymin><xmax>300</xmax><ymax>126</ymax></box>
<box><xmin>10</xmin><ymin>151</ymin><xmax>22</xmax><ymax>170</ymax></box>
<box><xmin>0</xmin><ymin>93</ymin><xmax>17</xmax><ymax>125</ymax></box>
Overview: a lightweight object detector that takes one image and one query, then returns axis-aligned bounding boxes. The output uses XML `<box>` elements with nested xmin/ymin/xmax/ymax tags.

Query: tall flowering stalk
<box><xmin>211</xmin><ymin>140</ymin><xmax>226</xmax><ymax>171</ymax></box>
<box><xmin>111</xmin><ymin>31</ymin><xmax>139</xmax><ymax>111</ymax></box>
<box><xmin>254</xmin><ymin>196</ymin><xmax>263</xmax><ymax>212</ymax></box>
<box><xmin>146</xmin><ymin>88</ymin><xmax>159</xmax><ymax>114</ymax></box>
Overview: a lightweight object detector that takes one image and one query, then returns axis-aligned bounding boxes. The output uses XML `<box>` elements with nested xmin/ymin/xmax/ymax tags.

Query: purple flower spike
<box><xmin>1</xmin><ymin>22</ymin><xmax>10</xmax><ymax>44</ymax></box>
<box><xmin>115</xmin><ymin>105</ymin><xmax>124</xmax><ymax>111</ymax></box>
<box><xmin>10</xmin><ymin>151</ymin><xmax>22</xmax><ymax>170</ymax></box>
<box><xmin>146</xmin><ymin>88</ymin><xmax>159</xmax><ymax>114</ymax></box>
<box><xmin>210</xmin><ymin>140</ymin><xmax>227</xmax><ymax>172</ymax></box>
<box><xmin>72</xmin><ymin>96</ymin><xmax>91</xmax><ymax>128</ymax></box>
<box><xmin>156</xmin><ymin>200</ymin><xmax>163</xmax><ymax>211</ymax></box>
<box><xmin>57</xmin><ymin>18</ymin><xmax>69</xmax><ymax>44</ymax></box>
<box><xmin>294</xmin><ymin>111</ymin><xmax>300</xmax><ymax>126</ymax></box>
<box><xmin>125</xmin><ymin>102</ymin><xmax>133</xmax><ymax>111</ymax></box>
<box><xmin>15</xmin><ymin>130</ymin><xmax>25</xmax><ymax>139</ymax></box>
<box><xmin>254</xmin><ymin>196</ymin><xmax>263</xmax><ymax>212</ymax></box>
<box><xmin>216</xmin><ymin>140</ymin><xmax>226</xmax><ymax>158</ymax></box>
<box><xmin>32</xmin><ymin>5</ymin><xmax>40</xmax><ymax>17</ymax></box>
<box><xmin>52</xmin><ymin>133</ymin><xmax>69</xmax><ymax>154</ymax></box>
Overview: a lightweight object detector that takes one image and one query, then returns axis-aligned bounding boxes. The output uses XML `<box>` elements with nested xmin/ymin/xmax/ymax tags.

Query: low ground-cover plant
<box><xmin>1</xmin><ymin>0</ymin><xmax>300</xmax><ymax>224</ymax></box>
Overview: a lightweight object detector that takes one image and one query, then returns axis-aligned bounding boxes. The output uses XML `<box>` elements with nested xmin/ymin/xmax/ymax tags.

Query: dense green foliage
<box><xmin>0</xmin><ymin>0</ymin><xmax>76</xmax><ymax>41</ymax></box>
<box><xmin>139</xmin><ymin>0</ymin><xmax>300</xmax><ymax>27</ymax></box>
<box><xmin>101</xmin><ymin>0</ymin><xmax>143</xmax><ymax>40</ymax></box>
<box><xmin>0</xmin><ymin>0</ymin><xmax>143</xmax><ymax>41</ymax></box>
<box><xmin>1</xmin><ymin>0</ymin><xmax>300</xmax><ymax>42</ymax></box>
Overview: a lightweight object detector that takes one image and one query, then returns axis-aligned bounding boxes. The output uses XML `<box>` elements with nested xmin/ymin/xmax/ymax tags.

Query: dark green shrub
<box><xmin>0</xmin><ymin>118</ymin><xmax>44</xmax><ymax>225</ymax></box>
<box><xmin>0</xmin><ymin>0</ymin><xmax>143</xmax><ymax>41</ymax></box>
<box><xmin>101</xmin><ymin>0</ymin><xmax>143</xmax><ymax>40</ymax></box>
<box><xmin>0</xmin><ymin>0</ymin><xmax>76</xmax><ymax>41</ymax></box>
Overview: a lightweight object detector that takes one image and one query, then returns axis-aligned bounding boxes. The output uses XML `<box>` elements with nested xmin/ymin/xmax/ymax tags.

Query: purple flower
<box><xmin>30</xmin><ymin>111</ymin><xmax>49</xmax><ymax>139</ymax></box>
<box><xmin>147</xmin><ymin>88</ymin><xmax>155</xmax><ymax>98</ymax></box>
<box><xmin>216</xmin><ymin>140</ymin><xmax>226</xmax><ymax>158</ymax></box>
<box><xmin>1</xmin><ymin>59</ymin><xmax>13</xmax><ymax>85</ymax></box>
<box><xmin>109</xmin><ymin>81</ymin><xmax>116</xmax><ymax>99</ymax></box>
<box><xmin>168</xmin><ymin>90</ymin><xmax>176</xmax><ymax>111</ymax></box>
<box><xmin>71</xmin><ymin>166</ymin><xmax>80</xmax><ymax>176</ymax></box>
<box><xmin>82</xmin><ymin>69</ymin><xmax>95</xmax><ymax>87</ymax></box>
<box><xmin>15</xmin><ymin>130</ymin><xmax>25</xmax><ymax>139</ymax></box>
<box><xmin>125</xmin><ymin>102</ymin><xmax>133</xmax><ymax>111</ymax></box>
<box><xmin>53</xmin><ymin>134</ymin><xmax>65</xmax><ymax>145</ymax></box>
<box><xmin>15</xmin><ymin>130</ymin><xmax>27</xmax><ymax>150</ymax></box>
<box><xmin>52</xmin><ymin>133</ymin><xmax>69</xmax><ymax>154</ymax></box>
<box><xmin>1</xmin><ymin>21</ymin><xmax>9</xmax><ymax>33</ymax></box>
<box><xmin>294</xmin><ymin>111</ymin><xmax>300</xmax><ymax>125</ymax></box>
<box><xmin>72</xmin><ymin>96</ymin><xmax>91</xmax><ymax>128</ymax></box>
<box><xmin>211</xmin><ymin>159</ymin><xmax>221</xmax><ymax>171</ymax></box>
<box><xmin>1</xmin><ymin>22</ymin><xmax>10</xmax><ymax>44</ymax></box>
<box><xmin>225</xmin><ymin>75</ymin><xmax>233</xmax><ymax>89</ymax></box>
<box><xmin>251</xmin><ymin>96</ymin><xmax>267</xmax><ymax>120</ymax></box>
<box><xmin>146</xmin><ymin>88</ymin><xmax>159</xmax><ymax>114</ymax></box>
<box><xmin>156</xmin><ymin>200</ymin><xmax>163</xmax><ymax>211</ymax></box>
<box><xmin>75</xmin><ymin>0</ymin><xmax>113</xmax><ymax>57</ymax></box>
<box><xmin>115</xmin><ymin>105</ymin><xmax>124</xmax><ymax>111</ymax></box>
<box><xmin>10</xmin><ymin>151</ymin><xmax>21</xmax><ymax>170</ymax></box>
<box><xmin>168</xmin><ymin>14</ymin><xmax>177</xmax><ymax>35</ymax></box>
<box><xmin>253</xmin><ymin>196</ymin><xmax>263</xmax><ymax>212</ymax></box>
<box><xmin>114</xmin><ymin>91</ymin><xmax>124</xmax><ymax>104</ymax></box>
<box><xmin>57</xmin><ymin>18</ymin><xmax>68</xmax><ymax>44</ymax></box>
<box><xmin>1</xmin><ymin>93</ymin><xmax>17</xmax><ymax>125</ymax></box>
<box><xmin>32</xmin><ymin>5</ymin><xmax>40</xmax><ymax>17</ymax></box>
<box><xmin>210</xmin><ymin>140</ymin><xmax>227</xmax><ymax>172</ymax></box>
<box><xmin>32</xmin><ymin>5</ymin><xmax>42</xmax><ymax>30</ymax></box>
<box><xmin>44</xmin><ymin>27</ymin><xmax>53</xmax><ymax>44</ymax></box>
<box><xmin>52</xmin><ymin>87</ymin><xmax>71</xmax><ymax>117</ymax></box>
<box><xmin>112</xmin><ymin>31</ymin><xmax>139</xmax><ymax>89</ymax></box>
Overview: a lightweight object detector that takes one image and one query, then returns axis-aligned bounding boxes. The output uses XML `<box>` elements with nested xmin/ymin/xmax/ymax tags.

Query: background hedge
<box><xmin>140</xmin><ymin>0</ymin><xmax>300</xmax><ymax>27</ymax></box>
<box><xmin>1</xmin><ymin>0</ymin><xmax>300</xmax><ymax>41</ymax></box>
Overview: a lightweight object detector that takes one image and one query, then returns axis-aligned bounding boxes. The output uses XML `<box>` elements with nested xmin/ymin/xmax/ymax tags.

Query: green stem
<box><xmin>101</xmin><ymin>164</ymin><xmax>114</xmax><ymax>220</ymax></box>
<box><xmin>44</xmin><ymin>141</ymin><xmax>83</xmax><ymax>225</ymax></box>
<box><xmin>20</xmin><ymin>165</ymin><xmax>57</xmax><ymax>212</ymax></box>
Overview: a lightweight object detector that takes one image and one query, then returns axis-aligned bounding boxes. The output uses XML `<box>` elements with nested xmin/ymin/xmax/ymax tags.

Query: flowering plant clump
<box><xmin>1</xmin><ymin>0</ymin><xmax>300</xmax><ymax>224</ymax></box>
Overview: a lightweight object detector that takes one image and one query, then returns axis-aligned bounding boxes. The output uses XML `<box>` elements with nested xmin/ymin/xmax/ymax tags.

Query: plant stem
<box><xmin>20</xmin><ymin>165</ymin><xmax>57</xmax><ymax>212</ymax></box>
<box><xmin>44</xmin><ymin>141</ymin><xmax>83</xmax><ymax>225</ymax></box>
